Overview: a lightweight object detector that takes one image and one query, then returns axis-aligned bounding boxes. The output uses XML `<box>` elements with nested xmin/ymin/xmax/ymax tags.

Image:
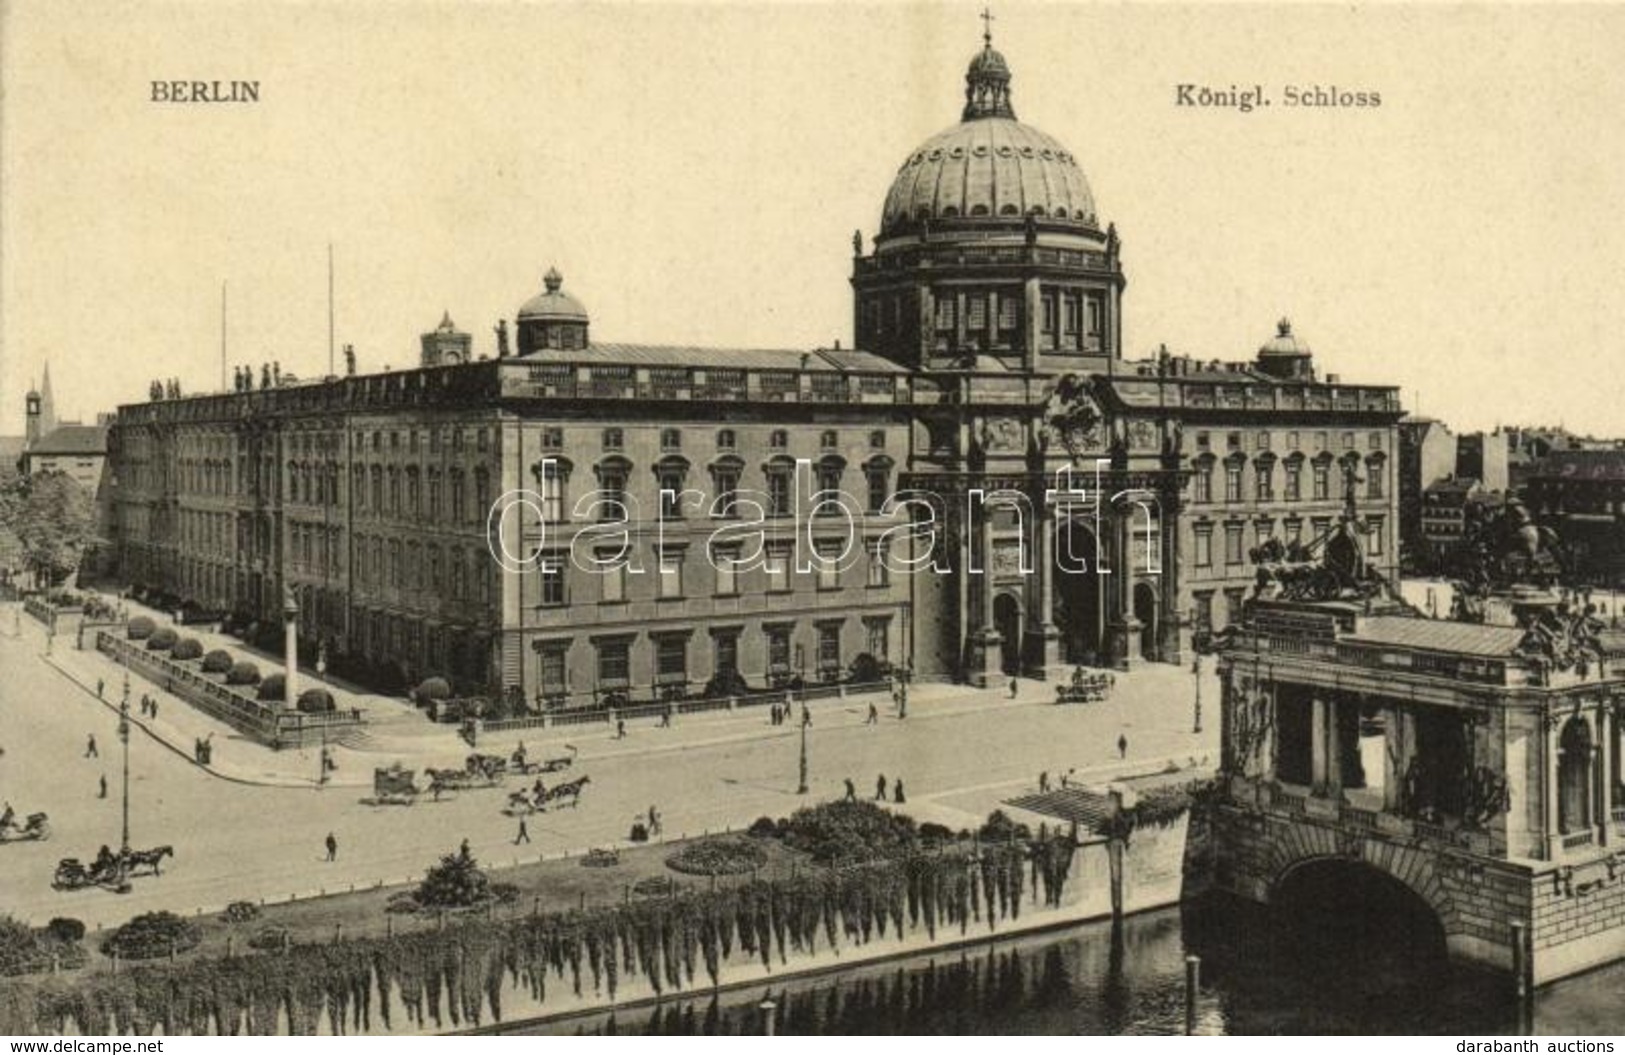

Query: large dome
<box><xmin>878</xmin><ymin>41</ymin><xmax>1098</xmax><ymax>237</ymax></box>
<box><xmin>881</xmin><ymin>118</ymin><xmax>1097</xmax><ymax>235</ymax></box>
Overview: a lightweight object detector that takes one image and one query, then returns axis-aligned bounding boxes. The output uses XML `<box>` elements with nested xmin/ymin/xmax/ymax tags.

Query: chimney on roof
<box><xmin>833</xmin><ymin>339</ymin><xmax>842</xmax><ymax>350</ymax></box>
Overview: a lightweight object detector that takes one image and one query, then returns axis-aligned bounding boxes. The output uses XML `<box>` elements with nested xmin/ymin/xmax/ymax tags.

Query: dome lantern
<box><xmin>963</xmin><ymin>10</ymin><xmax>1015</xmax><ymax>121</ymax></box>
<box><xmin>517</xmin><ymin>267</ymin><xmax>590</xmax><ymax>354</ymax></box>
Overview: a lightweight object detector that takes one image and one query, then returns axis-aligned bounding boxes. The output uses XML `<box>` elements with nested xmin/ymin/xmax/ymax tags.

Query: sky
<box><xmin>2</xmin><ymin>1</ymin><xmax>1622</xmax><ymax>437</ymax></box>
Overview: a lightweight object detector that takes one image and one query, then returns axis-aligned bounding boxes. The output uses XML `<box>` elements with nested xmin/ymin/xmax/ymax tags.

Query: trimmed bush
<box><xmin>297</xmin><ymin>688</ymin><xmax>336</xmax><ymax>713</ymax></box>
<box><xmin>45</xmin><ymin>918</ymin><xmax>85</xmax><ymax>944</ymax></box>
<box><xmin>100</xmin><ymin>911</ymin><xmax>200</xmax><ymax>961</ymax></box>
<box><xmin>146</xmin><ymin>627</ymin><xmax>178</xmax><ymax>651</ymax></box>
<box><xmin>126</xmin><ymin>616</ymin><xmax>155</xmax><ymax>641</ymax></box>
<box><xmin>747</xmin><ymin>815</ymin><xmax>780</xmax><ymax>839</ymax></box>
<box><xmin>225</xmin><ymin>660</ymin><xmax>261</xmax><ymax>686</ymax></box>
<box><xmin>201</xmin><ymin>649</ymin><xmax>234</xmax><ymax>674</ymax></box>
<box><xmin>170</xmin><ymin>638</ymin><xmax>203</xmax><ymax>662</ymax></box>
<box><xmin>413</xmin><ymin>677</ymin><xmax>452</xmax><ymax>708</ymax></box>
<box><xmin>223</xmin><ymin>902</ymin><xmax>260</xmax><ymax>925</ymax></box>
<box><xmin>780</xmin><ymin>800</ymin><xmax>919</xmax><ymax>864</ymax></box>
<box><xmin>257</xmin><ymin>674</ymin><xmax>286</xmax><ymax>702</ymax></box>
<box><xmin>665</xmin><ymin>836</ymin><xmax>768</xmax><ymax>876</ymax></box>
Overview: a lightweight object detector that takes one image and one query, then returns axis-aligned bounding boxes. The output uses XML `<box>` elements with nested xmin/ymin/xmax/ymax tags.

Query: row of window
<box><xmin>356</xmin><ymin>426</ymin><xmax>490</xmax><ymax>456</ymax></box>
<box><xmin>536</xmin><ymin>540</ymin><xmax>894</xmax><ymax>606</ymax></box>
<box><xmin>545</xmin><ymin>427</ymin><xmax>890</xmax><ymax>455</ymax></box>
<box><xmin>1190</xmin><ymin>515</ymin><xmax>1387</xmax><ymax>568</ymax></box>
<box><xmin>348</xmin><ymin>533</ymin><xmax>493</xmax><ymax>606</ymax></box>
<box><xmin>1196</xmin><ymin>430</ymin><xmax>1385</xmax><ymax>453</ymax></box>
<box><xmin>1191</xmin><ymin>454</ymin><xmax>1386</xmax><ymax>505</ymax></box>
<box><xmin>536</xmin><ymin>459</ymin><xmax>894</xmax><ymax>522</ymax></box>
<box><xmin>537</xmin><ymin>616</ymin><xmax>893</xmax><ymax>692</ymax></box>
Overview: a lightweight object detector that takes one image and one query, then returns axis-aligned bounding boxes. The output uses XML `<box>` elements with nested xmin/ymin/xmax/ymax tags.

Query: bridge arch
<box><xmin>1270</xmin><ymin>848</ymin><xmax>1453</xmax><ymax>965</ymax></box>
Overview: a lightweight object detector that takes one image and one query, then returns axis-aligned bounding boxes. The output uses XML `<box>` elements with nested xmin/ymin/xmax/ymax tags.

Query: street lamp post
<box><xmin>115</xmin><ymin>677</ymin><xmax>133</xmax><ymax>893</ymax></box>
<box><xmin>1192</xmin><ymin>654</ymin><xmax>1203</xmax><ymax>734</ymax></box>
<box><xmin>797</xmin><ymin>713</ymin><xmax>809</xmax><ymax>795</ymax></box>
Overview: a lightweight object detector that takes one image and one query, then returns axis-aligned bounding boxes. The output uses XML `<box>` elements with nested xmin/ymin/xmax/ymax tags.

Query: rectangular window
<box><xmin>1225</xmin><ymin>465</ymin><xmax>1242</xmax><ymax>503</ymax></box>
<box><xmin>1224</xmin><ymin>523</ymin><xmax>1244</xmax><ymax>565</ymax></box>
<box><xmin>966</xmin><ymin>295</ymin><xmax>987</xmax><ymax>330</ymax></box>
<box><xmin>1193</xmin><ymin>527</ymin><xmax>1213</xmax><ymax>568</ymax></box>
<box><xmin>1369</xmin><ymin>431</ymin><xmax>1384</xmax><ymax>451</ymax></box>
<box><xmin>1254</xmin><ymin>462</ymin><xmax>1273</xmax><ymax>501</ymax></box>
<box><xmin>656</xmin><ymin>636</ymin><xmax>687</xmax><ymax>680</ymax></box>
<box><xmin>1194</xmin><ymin>464</ymin><xmax>1212</xmax><ymax>504</ymax></box>
<box><xmin>767</xmin><ymin>626</ymin><xmax>792</xmax><ymax>671</ymax></box>
<box><xmin>1285</xmin><ymin>519</ymin><xmax>1303</xmax><ymax>546</ymax></box>
<box><xmin>864</xmin><ymin>618</ymin><xmax>890</xmax><ymax>660</ymax></box>
<box><xmin>1368</xmin><ymin>517</ymin><xmax>1385</xmax><ymax>556</ymax></box>
<box><xmin>597</xmin><ymin>641</ymin><xmax>630</xmax><ymax>686</ymax></box>
<box><xmin>658</xmin><ymin>552</ymin><xmax>683</xmax><ymax>598</ymax></box>
<box><xmin>868</xmin><ymin>539</ymin><xmax>890</xmax><ymax>586</ymax></box>
<box><xmin>714</xmin><ymin>633</ymin><xmax>739</xmax><ymax>677</ymax></box>
<box><xmin>1284</xmin><ymin>461</ymin><xmax>1302</xmax><ymax>502</ymax></box>
<box><xmin>935</xmin><ymin>298</ymin><xmax>956</xmax><ymax>331</ymax></box>
<box><xmin>817</xmin><ymin>623</ymin><xmax>842</xmax><ymax>674</ymax></box>
<box><xmin>1287</xmin><ymin>431</ymin><xmax>1300</xmax><ymax>451</ymax></box>
<box><xmin>659</xmin><ymin>468</ymin><xmax>686</xmax><ymax>519</ymax></box>
<box><xmin>866</xmin><ymin>469</ymin><xmax>889</xmax><ymax>514</ymax></box>
<box><xmin>539</xmin><ymin>647</ymin><xmax>567</xmax><ymax>694</ymax></box>
<box><xmin>541</xmin><ymin>466</ymin><xmax>564</xmax><ymax>524</ymax></box>
<box><xmin>540</xmin><ymin>559</ymin><xmax>566</xmax><ymax>606</ymax></box>
<box><xmin>1342</xmin><ymin>432</ymin><xmax>1356</xmax><ymax>450</ymax></box>
<box><xmin>713</xmin><ymin>467</ymin><xmax>739</xmax><ymax>517</ymax></box>
<box><xmin>541</xmin><ymin>426</ymin><xmax>563</xmax><ymax>449</ymax></box>
<box><xmin>765</xmin><ymin>544</ymin><xmax>790</xmax><ymax>591</ymax></box>
<box><xmin>997</xmin><ymin>296</ymin><xmax>1018</xmax><ymax>332</ymax></box>
<box><xmin>768</xmin><ymin>472</ymin><xmax>791</xmax><ymax>517</ymax></box>
<box><xmin>1313</xmin><ymin>462</ymin><xmax>1330</xmax><ymax>500</ymax></box>
<box><xmin>816</xmin><ymin>542</ymin><xmax>840</xmax><ymax>590</ymax></box>
<box><xmin>1254</xmin><ymin>520</ymin><xmax>1274</xmax><ymax>549</ymax></box>
<box><xmin>1256</xmin><ymin>431</ymin><xmax>1270</xmax><ymax>451</ymax></box>
<box><xmin>714</xmin><ymin>548</ymin><xmax>738</xmax><ymax>595</ymax></box>
<box><xmin>602</xmin><ymin>428</ymin><xmax>623</xmax><ymax>451</ymax></box>
<box><xmin>1193</xmin><ymin>592</ymin><xmax>1214</xmax><ymax>633</ymax></box>
<box><xmin>1063</xmin><ymin>294</ymin><xmax>1080</xmax><ymax>335</ymax></box>
<box><xmin>1367</xmin><ymin>464</ymin><xmax>1385</xmax><ymax>500</ymax></box>
<box><xmin>599</xmin><ymin>468</ymin><xmax>626</xmax><ymax>517</ymax></box>
<box><xmin>1224</xmin><ymin>588</ymin><xmax>1246</xmax><ymax>627</ymax></box>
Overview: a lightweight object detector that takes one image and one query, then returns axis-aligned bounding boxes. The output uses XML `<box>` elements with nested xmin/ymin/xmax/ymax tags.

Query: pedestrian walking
<box><xmin>85</xmin><ymin>734</ymin><xmax>98</xmax><ymax>759</ymax></box>
<box><xmin>866</xmin><ymin>701</ymin><xmax>879</xmax><ymax>724</ymax></box>
<box><xmin>875</xmin><ymin>774</ymin><xmax>887</xmax><ymax>800</ymax></box>
<box><xmin>1061</xmin><ymin>767</ymin><xmax>1076</xmax><ymax>789</ymax></box>
<box><xmin>514</xmin><ymin>817</ymin><xmax>531</xmax><ymax>844</ymax></box>
<box><xmin>98</xmin><ymin>774</ymin><xmax>107</xmax><ymax>799</ymax></box>
<box><xmin>325</xmin><ymin>832</ymin><xmax>338</xmax><ymax>861</ymax></box>
<box><xmin>1009</xmin><ymin>677</ymin><xmax>1018</xmax><ymax>699</ymax></box>
<box><xmin>1117</xmin><ymin>733</ymin><xmax>1128</xmax><ymax>760</ymax></box>
<box><xmin>648</xmin><ymin>805</ymin><xmax>662</xmax><ymax>837</ymax></box>
<box><xmin>1039</xmin><ymin>770</ymin><xmax>1049</xmax><ymax>793</ymax></box>
<box><xmin>150</xmin><ymin>699</ymin><xmax>158</xmax><ymax>720</ymax></box>
<box><xmin>801</xmin><ymin>704</ymin><xmax>812</xmax><ymax>728</ymax></box>
<box><xmin>96</xmin><ymin>679</ymin><xmax>104</xmax><ymax>700</ymax></box>
<box><xmin>844</xmin><ymin>778</ymin><xmax>856</xmax><ymax>802</ymax></box>
<box><xmin>616</xmin><ymin>719</ymin><xmax>627</xmax><ymax>739</ymax></box>
<box><xmin>893</xmin><ymin>780</ymin><xmax>906</xmax><ymax>804</ymax></box>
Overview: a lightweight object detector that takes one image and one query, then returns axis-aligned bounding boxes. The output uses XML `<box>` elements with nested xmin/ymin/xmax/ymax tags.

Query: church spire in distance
<box><xmin>963</xmin><ymin>8</ymin><xmax>1016</xmax><ymax>121</ymax></box>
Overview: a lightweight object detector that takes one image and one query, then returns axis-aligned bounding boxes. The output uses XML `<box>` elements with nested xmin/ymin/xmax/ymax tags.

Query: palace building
<box><xmin>106</xmin><ymin>31</ymin><xmax>1403</xmax><ymax>703</ymax></box>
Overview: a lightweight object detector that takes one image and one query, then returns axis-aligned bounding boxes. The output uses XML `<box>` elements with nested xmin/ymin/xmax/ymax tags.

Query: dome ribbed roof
<box><xmin>1259</xmin><ymin>318</ymin><xmax>1311</xmax><ymax>358</ymax></box>
<box><xmin>518</xmin><ymin>267</ymin><xmax>588</xmax><ymax>322</ymax></box>
<box><xmin>880</xmin><ymin>117</ymin><xmax>1097</xmax><ymax>235</ymax></box>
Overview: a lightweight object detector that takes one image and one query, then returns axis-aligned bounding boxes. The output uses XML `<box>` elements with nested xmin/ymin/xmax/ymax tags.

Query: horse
<box><xmin>545</xmin><ymin>775</ymin><xmax>591</xmax><ymax>809</ymax></box>
<box><xmin>123</xmin><ymin>845</ymin><xmax>174</xmax><ymax>876</ymax></box>
<box><xmin>504</xmin><ymin>790</ymin><xmax>537</xmax><ymax>815</ymax></box>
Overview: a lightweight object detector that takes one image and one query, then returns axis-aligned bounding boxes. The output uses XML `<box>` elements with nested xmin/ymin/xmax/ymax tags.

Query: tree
<box><xmin>415</xmin><ymin>843</ymin><xmax>491</xmax><ymax>908</ymax></box>
<box><xmin>0</xmin><ymin>470</ymin><xmax>97</xmax><ymax>587</ymax></box>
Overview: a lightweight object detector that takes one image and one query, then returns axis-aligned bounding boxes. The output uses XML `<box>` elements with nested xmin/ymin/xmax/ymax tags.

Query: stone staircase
<box><xmin>1004</xmin><ymin>788</ymin><xmax>1115</xmax><ymax>833</ymax></box>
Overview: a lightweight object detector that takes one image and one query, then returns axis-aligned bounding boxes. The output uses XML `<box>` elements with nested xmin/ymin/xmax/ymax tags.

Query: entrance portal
<box><xmin>993</xmin><ymin>594</ymin><xmax>1022</xmax><ymax>676</ymax></box>
<box><xmin>1134</xmin><ymin>581</ymin><xmax>1158</xmax><ymax>662</ymax></box>
<box><xmin>1054</xmin><ymin>521</ymin><xmax>1102</xmax><ymax>665</ymax></box>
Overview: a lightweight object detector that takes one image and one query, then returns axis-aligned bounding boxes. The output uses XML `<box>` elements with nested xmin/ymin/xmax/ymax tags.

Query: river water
<box><xmin>501</xmin><ymin>895</ymin><xmax>1625</xmax><ymax>1036</ymax></box>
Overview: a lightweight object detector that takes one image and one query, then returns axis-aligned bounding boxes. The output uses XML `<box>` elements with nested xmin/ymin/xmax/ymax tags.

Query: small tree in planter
<box><xmin>126</xmin><ymin>616</ymin><xmax>155</xmax><ymax>641</ymax></box>
<box><xmin>413</xmin><ymin>676</ymin><xmax>451</xmax><ymax>709</ymax></box>
<box><xmin>225</xmin><ymin>660</ymin><xmax>261</xmax><ymax>686</ymax></box>
<box><xmin>146</xmin><ymin>627</ymin><xmax>178</xmax><ymax>651</ymax></box>
<box><xmin>297</xmin><ymin>688</ymin><xmax>336</xmax><ymax>713</ymax></box>
<box><xmin>258</xmin><ymin>673</ymin><xmax>286</xmax><ymax>702</ymax></box>
<box><xmin>201</xmin><ymin>649</ymin><xmax>234</xmax><ymax>674</ymax></box>
<box><xmin>170</xmin><ymin>637</ymin><xmax>204</xmax><ymax>661</ymax></box>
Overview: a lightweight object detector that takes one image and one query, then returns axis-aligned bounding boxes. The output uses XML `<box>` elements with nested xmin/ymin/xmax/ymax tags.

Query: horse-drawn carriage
<box><xmin>53</xmin><ymin>845</ymin><xmax>173</xmax><ymax>890</ymax></box>
<box><xmin>0</xmin><ymin>809</ymin><xmax>48</xmax><ymax>843</ymax></box>
<box><xmin>502</xmin><ymin>775</ymin><xmax>591</xmax><ymax>816</ymax></box>
<box><xmin>1056</xmin><ymin>666</ymin><xmax>1115</xmax><ymax>705</ymax></box>
<box><xmin>506</xmin><ymin>743</ymin><xmax>577</xmax><ymax>777</ymax></box>
<box><xmin>424</xmin><ymin>754</ymin><xmax>508</xmax><ymax>795</ymax></box>
<box><xmin>370</xmin><ymin>764</ymin><xmax>421</xmax><ymax>806</ymax></box>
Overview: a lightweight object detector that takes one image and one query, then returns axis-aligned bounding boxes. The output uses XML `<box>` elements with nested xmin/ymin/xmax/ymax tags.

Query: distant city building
<box><xmin>1455</xmin><ymin>430</ymin><xmax>1508</xmax><ymax>495</ymax></box>
<box><xmin>1398</xmin><ymin>416</ymin><xmax>1456</xmax><ymax>571</ymax></box>
<box><xmin>1419</xmin><ymin>476</ymin><xmax>1502</xmax><ymax>570</ymax></box>
<box><xmin>105</xmin><ymin>32</ymin><xmax>1403</xmax><ymax>702</ymax></box>
<box><xmin>1524</xmin><ymin>450</ymin><xmax>1625</xmax><ymax>587</ymax></box>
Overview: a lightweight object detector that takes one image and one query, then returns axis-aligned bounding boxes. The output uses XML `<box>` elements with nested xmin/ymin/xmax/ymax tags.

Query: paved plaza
<box><xmin>0</xmin><ymin>603</ymin><xmax>1217</xmax><ymax>929</ymax></box>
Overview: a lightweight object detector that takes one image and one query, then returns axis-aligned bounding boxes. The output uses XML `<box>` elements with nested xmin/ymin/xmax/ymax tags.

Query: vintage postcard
<box><xmin>0</xmin><ymin>0</ymin><xmax>1622</xmax><ymax>1039</ymax></box>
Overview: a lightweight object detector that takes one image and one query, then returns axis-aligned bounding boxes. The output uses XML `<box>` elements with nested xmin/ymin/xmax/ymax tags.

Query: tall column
<box><xmin>1324</xmin><ymin>696</ymin><xmax>1343</xmax><ymax>796</ymax></box>
<box><xmin>968</xmin><ymin>497</ymin><xmax>1001</xmax><ymax>687</ymax></box>
<box><xmin>281</xmin><ymin>591</ymin><xmax>299</xmax><ymax>711</ymax></box>
<box><xmin>1310</xmin><ymin>696</ymin><xmax>1329</xmax><ymax>789</ymax></box>
<box><xmin>1545</xmin><ymin>713</ymin><xmax>1562</xmax><ymax>860</ymax></box>
<box><xmin>1597</xmin><ymin>708</ymin><xmax>1612</xmax><ymax>846</ymax></box>
<box><xmin>1036</xmin><ymin>506</ymin><xmax>1061</xmax><ymax>670</ymax></box>
<box><xmin>1158</xmin><ymin>487</ymin><xmax>1183</xmax><ymax>665</ymax></box>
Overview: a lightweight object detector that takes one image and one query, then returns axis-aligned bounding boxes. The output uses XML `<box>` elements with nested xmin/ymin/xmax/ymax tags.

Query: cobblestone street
<box><xmin>0</xmin><ymin>603</ymin><xmax>1216</xmax><ymax>929</ymax></box>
